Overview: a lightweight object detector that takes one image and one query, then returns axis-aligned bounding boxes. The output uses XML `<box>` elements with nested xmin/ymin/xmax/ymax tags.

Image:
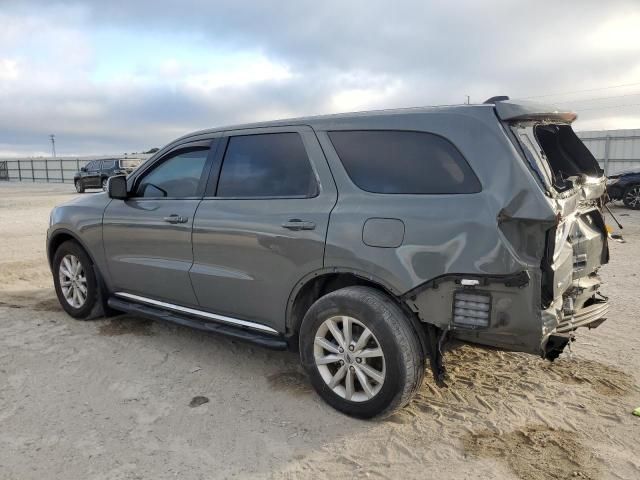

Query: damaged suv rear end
<box><xmin>401</xmin><ymin>98</ymin><xmax>609</xmax><ymax>366</ymax></box>
<box><xmin>500</xmin><ymin>99</ymin><xmax>609</xmax><ymax>358</ymax></box>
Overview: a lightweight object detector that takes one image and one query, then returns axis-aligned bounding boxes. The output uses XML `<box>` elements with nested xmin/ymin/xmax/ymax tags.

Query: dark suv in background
<box><xmin>607</xmin><ymin>168</ymin><xmax>640</xmax><ymax>209</ymax></box>
<box><xmin>74</xmin><ymin>158</ymin><xmax>143</xmax><ymax>193</ymax></box>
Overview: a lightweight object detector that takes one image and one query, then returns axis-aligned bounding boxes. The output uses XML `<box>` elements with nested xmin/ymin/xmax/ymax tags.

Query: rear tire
<box><xmin>53</xmin><ymin>240</ymin><xmax>101</xmax><ymax>319</ymax></box>
<box><xmin>101</xmin><ymin>177</ymin><xmax>108</xmax><ymax>191</ymax></box>
<box><xmin>75</xmin><ymin>180</ymin><xmax>84</xmax><ymax>193</ymax></box>
<box><xmin>622</xmin><ymin>184</ymin><xmax>640</xmax><ymax>209</ymax></box>
<box><xmin>299</xmin><ymin>286</ymin><xmax>425</xmax><ymax>419</ymax></box>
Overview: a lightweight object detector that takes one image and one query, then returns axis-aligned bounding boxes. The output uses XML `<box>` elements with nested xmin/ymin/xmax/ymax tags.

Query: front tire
<box><xmin>622</xmin><ymin>184</ymin><xmax>640</xmax><ymax>209</ymax></box>
<box><xmin>53</xmin><ymin>240</ymin><xmax>99</xmax><ymax>319</ymax></box>
<box><xmin>299</xmin><ymin>286</ymin><xmax>425</xmax><ymax>419</ymax></box>
<box><xmin>75</xmin><ymin>180</ymin><xmax>85</xmax><ymax>193</ymax></box>
<box><xmin>101</xmin><ymin>177</ymin><xmax>108</xmax><ymax>191</ymax></box>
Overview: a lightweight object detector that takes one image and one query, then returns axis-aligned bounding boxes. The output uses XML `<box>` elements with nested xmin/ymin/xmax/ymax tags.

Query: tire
<box><xmin>299</xmin><ymin>286</ymin><xmax>425</xmax><ymax>419</ymax></box>
<box><xmin>75</xmin><ymin>180</ymin><xmax>85</xmax><ymax>193</ymax></box>
<box><xmin>52</xmin><ymin>240</ymin><xmax>101</xmax><ymax>319</ymax></box>
<box><xmin>101</xmin><ymin>177</ymin><xmax>108</xmax><ymax>191</ymax></box>
<box><xmin>622</xmin><ymin>184</ymin><xmax>640</xmax><ymax>209</ymax></box>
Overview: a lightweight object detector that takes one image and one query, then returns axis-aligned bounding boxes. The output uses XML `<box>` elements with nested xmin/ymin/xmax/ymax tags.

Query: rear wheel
<box><xmin>75</xmin><ymin>180</ymin><xmax>84</xmax><ymax>193</ymax></box>
<box><xmin>299</xmin><ymin>286</ymin><xmax>425</xmax><ymax>419</ymax></box>
<box><xmin>622</xmin><ymin>184</ymin><xmax>640</xmax><ymax>209</ymax></box>
<box><xmin>53</xmin><ymin>240</ymin><xmax>99</xmax><ymax>319</ymax></box>
<box><xmin>101</xmin><ymin>177</ymin><xmax>108</xmax><ymax>191</ymax></box>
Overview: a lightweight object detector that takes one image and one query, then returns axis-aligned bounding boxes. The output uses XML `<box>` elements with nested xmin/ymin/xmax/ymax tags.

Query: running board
<box><xmin>107</xmin><ymin>296</ymin><xmax>289</xmax><ymax>350</ymax></box>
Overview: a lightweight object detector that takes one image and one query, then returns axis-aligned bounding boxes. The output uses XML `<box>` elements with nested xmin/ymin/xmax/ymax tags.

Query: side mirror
<box><xmin>80</xmin><ymin>167</ymin><xmax>87</xmax><ymax>172</ymax></box>
<box><xmin>107</xmin><ymin>175</ymin><xmax>128</xmax><ymax>199</ymax></box>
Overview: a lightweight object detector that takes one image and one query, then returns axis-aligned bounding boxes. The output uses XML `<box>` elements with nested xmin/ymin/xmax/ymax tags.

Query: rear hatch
<box><xmin>496</xmin><ymin>100</ymin><xmax>609</xmax><ymax>325</ymax></box>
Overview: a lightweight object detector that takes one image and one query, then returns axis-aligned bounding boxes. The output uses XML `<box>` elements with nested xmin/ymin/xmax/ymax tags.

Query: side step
<box><xmin>107</xmin><ymin>296</ymin><xmax>289</xmax><ymax>350</ymax></box>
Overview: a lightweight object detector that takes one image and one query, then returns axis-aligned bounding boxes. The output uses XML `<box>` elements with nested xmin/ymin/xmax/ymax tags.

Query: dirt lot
<box><xmin>1</xmin><ymin>182</ymin><xmax>639</xmax><ymax>480</ymax></box>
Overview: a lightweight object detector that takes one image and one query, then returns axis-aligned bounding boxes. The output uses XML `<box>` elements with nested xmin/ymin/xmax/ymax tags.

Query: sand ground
<box><xmin>0</xmin><ymin>182</ymin><xmax>639</xmax><ymax>480</ymax></box>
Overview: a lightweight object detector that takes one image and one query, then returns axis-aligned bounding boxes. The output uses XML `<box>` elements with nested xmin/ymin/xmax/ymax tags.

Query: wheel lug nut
<box><xmin>338</xmin><ymin>347</ymin><xmax>344</xmax><ymax>353</ymax></box>
<box><xmin>356</xmin><ymin>358</ymin><xmax>362</xmax><ymax>363</ymax></box>
<box><xmin>339</xmin><ymin>360</ymin><xmax>344</xmax><ymax>365</ymax></box>
<box><xmin>348</xmin><ymin>345</ymin><xmax>354</xmax><ymax>351</ymax></box>
<box><xmin>349</xmin><ymin>366</ymin><xmax>355</xmax><ymax>372</ymax></box>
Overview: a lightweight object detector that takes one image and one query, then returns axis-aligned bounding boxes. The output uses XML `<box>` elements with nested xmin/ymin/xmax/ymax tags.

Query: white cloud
<box><xmin>184</xmin><ymin>57</ymin><xmax>293</xmax><ymax>93</ymax></box>
<box><xmin>1</xmin><ymin>0</ymin><xmax>640</xmax><ymax>155</ymax></box>
<box><xmin>0</xmin><ymin>58</ymin><xmax>19</xmax><ymax>81</ymax></box>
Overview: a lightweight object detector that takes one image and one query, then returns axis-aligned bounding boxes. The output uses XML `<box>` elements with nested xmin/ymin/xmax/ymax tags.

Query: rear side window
<box><xmin>101</xmin><ymin>160</ymin><xmax>116</xmax><ymax>169</ymax></box>
<box><xmin>217</xmin><ymin>133</ymin><xmax>317</xmax><ymax>198</ymax></box>
<box><xmin>328</xmin><ymin>130</ymin><xmax>481</xmax><ymax>194</ymax></box>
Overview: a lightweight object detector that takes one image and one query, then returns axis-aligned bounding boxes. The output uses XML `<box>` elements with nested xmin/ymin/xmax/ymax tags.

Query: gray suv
<box><xmin>47</xmin><ymin>97</ymin><xmax>610</xmax><ymax>418</ymax></box>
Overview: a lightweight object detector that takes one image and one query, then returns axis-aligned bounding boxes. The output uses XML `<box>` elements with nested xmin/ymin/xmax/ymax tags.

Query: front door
<box><xmin>103</xmin><ymin>140</ymin><xmax>217</xmax><ymax>306</ymax></box>
<box><xmin>82</xmin><ymin>160</ymin><xmax>102</xmax><ymax>187</ymax></box>
<box><xmin>190</xmin><ymin>127</ymin><xmax>337</xmax><ymax>332</ymax></box>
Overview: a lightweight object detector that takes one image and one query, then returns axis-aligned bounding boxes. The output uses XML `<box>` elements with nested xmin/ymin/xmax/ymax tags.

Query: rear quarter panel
<box><xmin>315</xmin><ymin>108</ymin><xmax>557</xmax><ymax>295</ymax></box>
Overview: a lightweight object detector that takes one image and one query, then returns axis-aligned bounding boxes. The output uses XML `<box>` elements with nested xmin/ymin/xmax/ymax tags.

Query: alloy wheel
<box><xmin>313</xmin><ymin>315</ymin><xmax>386</xmax><ymax>402</ymax></box>
<box><xmin>624</xmin><ymin>186</ymin><xmax>640</xmax><ymax>208</ymax></box>
<box><xmin>58</xmin><ymin>254</ymin><xmax>88</xmax><ymax>308</ymax></box>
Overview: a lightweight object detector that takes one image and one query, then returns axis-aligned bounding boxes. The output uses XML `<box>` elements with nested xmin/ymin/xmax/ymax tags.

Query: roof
<box><xmin>173</xmin><ymin>97</ymin><xmax>575</xmax><ymax>144</ymax></box>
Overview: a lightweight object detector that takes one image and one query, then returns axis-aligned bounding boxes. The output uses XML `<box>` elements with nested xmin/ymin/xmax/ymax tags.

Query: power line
<box><xmin>577</xmin><ymin>102</ymin><xmax>640</xmax><ymax>112</ymax></box>
<box><xmin>516</xmin><ymin>82</ymin><xmax>640</xmax><ymax>100</ymax></box>
<box><xmin>553</xmin><ymin>91</ymin><xmax>640</xmax><ymax>105</ymax></box>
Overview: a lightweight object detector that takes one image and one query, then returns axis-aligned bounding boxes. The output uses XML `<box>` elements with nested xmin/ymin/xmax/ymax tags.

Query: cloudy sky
<box><xmin>1</xmin><ymin>0</ymin><xmax>640</xmax><ymax>157</ymax></box>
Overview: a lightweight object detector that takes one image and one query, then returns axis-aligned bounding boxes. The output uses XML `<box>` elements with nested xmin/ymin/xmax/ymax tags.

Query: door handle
<box><xmin>281</xmin><ymin>219</ymin><xmax>316</xmax><ymax>231</ymax></box>
<box><xmin>163</xmin><ymin>214</ymin><xmax>188</xmax><ymax>224</ymax></box>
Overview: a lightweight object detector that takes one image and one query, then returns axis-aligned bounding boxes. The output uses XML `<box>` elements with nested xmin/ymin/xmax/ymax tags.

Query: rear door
<box><xmin>190</xmin><ymin>126</ymin><xmax>337</xmax><ymax>332</ymax></box>
<box><xmin>103</xmin><ymin>139</ymin><xmax>218</xmax><ymax>306</ymax></box>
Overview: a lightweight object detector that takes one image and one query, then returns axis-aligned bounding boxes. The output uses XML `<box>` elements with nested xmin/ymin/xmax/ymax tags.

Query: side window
<box><xmin>135</xmin><ymin>148</ymin><xmax>209</xmax><ymax>198</ymax></box>
<box><xmin>327</xmin><ymin>130</ymin><xmax>481</xmax><ymax>194</ymax></box>
<box><xmin>86</xmin><ymin>161</ymin><xmax>98</xmax><ymax>171</ymax></box>
<box><xmin>217</xmin><ymin>133</ymin><xmax>317</xmax><ymax>198</ymax></box>
<box><xmin>102</xmin><ymin>160</ymin><xmax>116</xmax><ymax>170</ymax></box>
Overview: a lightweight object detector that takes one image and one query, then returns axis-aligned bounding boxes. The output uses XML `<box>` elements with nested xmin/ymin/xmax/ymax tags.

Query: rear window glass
<box><xmin>328</xmin><ymin>130</ymin><xmax>481</xmax><ymax>194</ymax></box>
<box><xmin>217</xmin><ymin>133</ymin><xmax>317</xmax><ymax>198</ymax></box>
<box><xmin>101</xmin><ymin>160</ymin><xmax>116</xmax><ymax>169</ymax></box>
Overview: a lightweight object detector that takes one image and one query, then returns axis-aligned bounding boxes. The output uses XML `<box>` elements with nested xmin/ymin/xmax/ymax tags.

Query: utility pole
<box><xmin>465</xmin><ymin>95</ymin><xmax>470</xmax><ymax>104</ymax></box>
<box><xmin>49</xmin><ymin>134</ymin><xmax>56</xmax><ymax>158</ymax></box>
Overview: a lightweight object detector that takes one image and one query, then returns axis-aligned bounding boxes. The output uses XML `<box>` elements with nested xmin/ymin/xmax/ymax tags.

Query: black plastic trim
<box><xmin>107</xmin><ymin>297</ymin><xmax>289</xmax><ymax>350</ymax></box>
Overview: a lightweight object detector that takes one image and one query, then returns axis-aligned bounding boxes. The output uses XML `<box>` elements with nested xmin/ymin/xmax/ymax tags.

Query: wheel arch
<box><xmin>48</xmin><ymin>228</ymin><xmax>115</xmax><ymax>317</ymax></box>
<box><xmin>48</xmin><ymin>228</ymin><xmax>98</xmax><ymax>269</ymax></box>
<box><xmin>285</xmin><ymin>268</ymin><xmax>429</xmax><ymax>356</ymax></box>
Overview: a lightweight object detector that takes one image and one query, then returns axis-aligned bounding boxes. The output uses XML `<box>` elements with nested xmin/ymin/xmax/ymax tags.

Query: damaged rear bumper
<box><xmin>404</xmin><ymin>270</ymin><xmax>609</xmax><ymax>360</ymax></box>
<box><xmin>555</xmin><ymin>298</ymin><xmax>609</xmax><ymax>333</ymax></box>
<box><xmin>540</xmin><ymin>293</ymin><xmax>609</xmax><ymax>360</ymax></box>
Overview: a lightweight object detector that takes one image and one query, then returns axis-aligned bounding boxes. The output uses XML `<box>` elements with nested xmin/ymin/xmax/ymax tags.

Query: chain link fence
<box><xmin>0</xmin><ymin>156</ymin><xmax>150</xmax><ymax>184</ymax></box>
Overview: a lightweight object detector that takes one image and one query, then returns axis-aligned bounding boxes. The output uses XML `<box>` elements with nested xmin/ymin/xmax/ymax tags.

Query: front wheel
<box><xmin>101</xmin><ymin>177</ymin><xmax>108</xmax><ymax>191</ymax></box>
<box><xmin>53</xmin><ymin>240</ymin><xmax>99</xmax><ymax>319</ymax></box>
<box><xmin>299</xmin><ymin>286</ymin><xmax>425</xmax><ymax>419</ymax></box>
<box><xmin>623</xmin><ymin>184</ymin><xmax>640</xmax><ymax>209</ymax></box>
<box><xmin>75</xmin><ymin>180</ymin><xmax>84</xmax><ymax>193</ymax></box>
